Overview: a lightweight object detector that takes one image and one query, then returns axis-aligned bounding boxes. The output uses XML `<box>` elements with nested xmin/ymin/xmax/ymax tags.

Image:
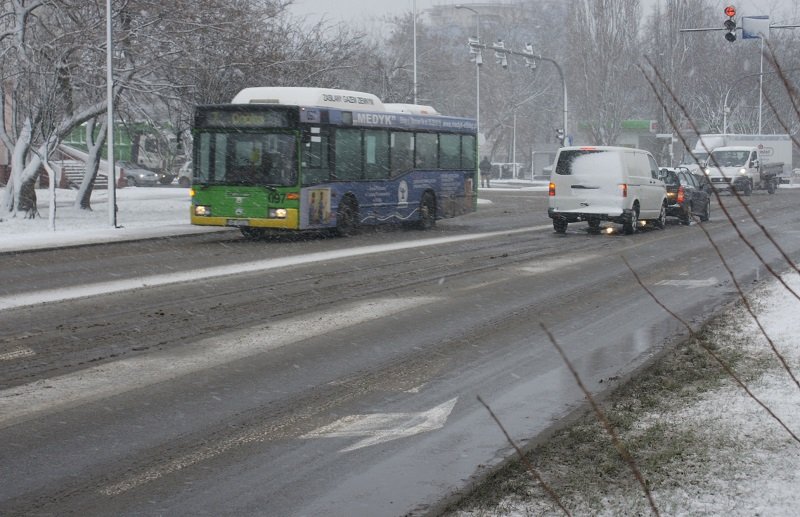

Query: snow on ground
<box><xmin>3</xmin><ymin>184</ymin><xmax>799</xmax><ymax>515</ymax></box>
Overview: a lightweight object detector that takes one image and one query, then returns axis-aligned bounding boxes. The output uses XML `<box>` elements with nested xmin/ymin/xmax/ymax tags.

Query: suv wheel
<box><xmin>699</xmin><ymin>199</ymin><xmax>711</xmax><ymax>222</ymax></box>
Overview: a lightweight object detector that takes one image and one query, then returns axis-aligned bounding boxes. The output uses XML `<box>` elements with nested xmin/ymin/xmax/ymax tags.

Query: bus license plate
<box><xmin>226</xmin><ymin>219</ymin><xmax>250</xmax><ymax>227</ymax></box>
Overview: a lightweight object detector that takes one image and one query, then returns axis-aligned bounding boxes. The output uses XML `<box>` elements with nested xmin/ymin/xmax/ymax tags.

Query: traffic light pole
<box><xmin>467</xmin><ymin>40</ymin><xmax>568</xmax><ymax>147</ymax></box>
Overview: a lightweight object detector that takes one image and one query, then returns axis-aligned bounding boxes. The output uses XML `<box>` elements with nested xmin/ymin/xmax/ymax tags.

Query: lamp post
<box><xmin>105</xmin><ymin>0</ymin><xmax>117</xmax><ymax>227</ymax></box>
<box><xmin>512</xmin><ymin>92</ymin><xmax>541</xmax><ymax>179</ymax></box>
<box><xmin>455</xmin><ymin>5</ymin><xmax>480</xmax><ymax>135</ymax></box>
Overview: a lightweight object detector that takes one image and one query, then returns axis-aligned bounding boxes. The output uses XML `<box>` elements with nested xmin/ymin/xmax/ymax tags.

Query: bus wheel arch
<box><xmin>418</xmin><ymin>190</ymin><xmax>436</xmax><ymax>230</ymax></box>
<box><xmin>335</xmin><ymin>194</ymin><xmax>359</xmax><ymax>236</ymax></box>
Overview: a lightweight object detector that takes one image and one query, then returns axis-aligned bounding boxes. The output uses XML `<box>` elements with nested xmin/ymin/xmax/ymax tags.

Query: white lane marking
<box><xmin>0</xmin><ymin>297</ymin><xmax>439</xmax><ymax>429</ymax></box>
<box><xmin>300</xmin><ymin>397</ymin><xmax>458</xmax><ymax>453</ymax></box>
<box><xmin>0</xmin><ymin>225</ymin><xmax>551</xmax><ymax>312</ymax></box>
<box><xmin>655</xmin><ymin>277</ymin><xmax>719</xmax><ymax>288</ymax></box>
<box><xmin>516</xmin><ymin>253</ymin><xmax>601</xmax><ymax>274</ymax></box>
<box><xmin>0</xmin><ymin>347</ymin><xmax>36</xmax><ymax>361</ymax></box>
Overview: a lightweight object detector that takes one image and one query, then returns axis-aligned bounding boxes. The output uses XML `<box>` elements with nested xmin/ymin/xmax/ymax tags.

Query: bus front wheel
<box><xmin>418</xmin><ymin>192</ymin><xmax>436</xmax><ymax>230</ymax></box>
<box><xmin>240</xmin><ymin>227</ymin><xmax>265</xmax><ymax>240</ymax></box>
<box><xmin>335</xmin><ymin>198</ymin><xmax>359</xmax><ymax>237</ymax></box>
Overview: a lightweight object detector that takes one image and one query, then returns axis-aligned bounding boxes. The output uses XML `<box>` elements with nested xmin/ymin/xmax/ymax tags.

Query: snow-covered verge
<box><xmin>447</xmin><ymin>273</ymin><xmax>800</xmax><ymax>516</ymax></box>
<box><xmin>0</xmin><ymin>187</ymin><xmax>219</xmax><ymax>253</ymax></box>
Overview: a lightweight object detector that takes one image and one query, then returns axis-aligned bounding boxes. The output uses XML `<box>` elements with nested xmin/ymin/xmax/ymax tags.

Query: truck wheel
<box><xmin>553</xmin><ymin>218</ymin><xmax>567</xmax><ymax>234</ymax></box>
<box><xmin>743</xmin><ymin>180</ymin><xmax>752</xmax><ymax>197</ymax></box>
<box><xmin>766</xmin><ymin>179</ymin><xmax>776</xmax><ymax>194</ymax></box>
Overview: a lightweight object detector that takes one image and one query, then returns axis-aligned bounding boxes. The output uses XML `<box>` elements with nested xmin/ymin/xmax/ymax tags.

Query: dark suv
<box><xmin>660</xmin><ymin>167</ymin><xmax>711</xmax><ymax>225</ymax></box>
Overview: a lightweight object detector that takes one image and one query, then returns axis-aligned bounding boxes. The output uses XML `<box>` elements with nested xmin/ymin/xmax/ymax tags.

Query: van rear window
<box><xmin>556</xmin><ymin>150</ymin><xmax>623</xmax><ymax>177</ymax></box>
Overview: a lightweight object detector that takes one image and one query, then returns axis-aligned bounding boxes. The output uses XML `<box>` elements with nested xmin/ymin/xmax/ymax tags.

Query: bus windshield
<box><xmin>196</xmin><ymin>131</ymin><xmax>297</xmax><ymax>186</ymax></box>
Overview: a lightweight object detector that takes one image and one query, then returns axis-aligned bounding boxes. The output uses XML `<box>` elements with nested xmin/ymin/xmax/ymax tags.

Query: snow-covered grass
<box><xmin>448</xmin><ymin>273</ymin><xmax>800</xmax><ymax>516</ymax></box>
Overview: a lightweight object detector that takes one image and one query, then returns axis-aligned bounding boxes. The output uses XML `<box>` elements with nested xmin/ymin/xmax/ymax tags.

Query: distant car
<box><xmin>660</xmin><ymin>167</ymin><xmax>711</xmax><ymax>225</ymax></box>
<box><xmin>119</xmin><ymin>162</ymin><xmax>158</xmax><ymax>187</ymax></box>
<box><xmin>177</xmin><ymin>160</ymin><xmax>192</xmax><ymax>188</ymax></box>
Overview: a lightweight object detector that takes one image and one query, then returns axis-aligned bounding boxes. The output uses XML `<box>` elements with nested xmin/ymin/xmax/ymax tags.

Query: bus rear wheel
<box><xmin>418</xmin><ymin>192</ymin><xmax>436</xmax><ymax>230</ymax></box>
<box><xmin>335</xmin><ymin>198</ymin><xmax>359</xmax><ymax>237</ymax></box>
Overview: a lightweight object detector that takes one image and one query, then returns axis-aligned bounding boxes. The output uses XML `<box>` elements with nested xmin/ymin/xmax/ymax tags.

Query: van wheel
<box><xmin>553</xmin><ymin>218</ymin><xmax>567</xmax><ymax>234</ymax></box>
<box><xmin>743</xmin><ymin>180</ymin><xmax>752</xmax><ymax>196</ymax></box>
<box><xmin>623</xmin><ymin>207</ymin><xmax>639</xmax><ymax>235</ymax></box>
<box><xmin>178</xmin><ymin>176</ymin><xmax>191</xmax><ymax>188</ymax></box>
<box><xmin>655</xmin><ymin>202</ymin><xmax>667</xmax><ymax>229</ymax></box>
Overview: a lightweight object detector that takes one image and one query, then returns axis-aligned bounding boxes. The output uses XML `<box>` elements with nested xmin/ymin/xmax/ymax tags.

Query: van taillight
<box><xmin>549</xmin><ymin>182</ymin><xmax>556</xmax><ymax>196</ymax></box>
<box><xmin>619</xmin><ymin>183</ymin><xmax>628</xmax><ymax>197</ymax></box>
<box><xmin>677</xmin><ymin>186</ymin><xmax>685</xmax><ymax>204</ymax></box>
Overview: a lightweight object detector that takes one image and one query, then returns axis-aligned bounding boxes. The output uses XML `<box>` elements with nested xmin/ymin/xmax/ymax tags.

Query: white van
<box><xmin>547</xmin><ymin>146</ymin><xmax>667</xmax><ymax>234</ymax></box>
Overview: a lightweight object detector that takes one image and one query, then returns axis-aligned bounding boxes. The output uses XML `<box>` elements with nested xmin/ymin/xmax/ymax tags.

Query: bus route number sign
<box><xmin>200</xmin><ymin>109</ymin><xmax>288</xmax><ymax>128</ymax></box>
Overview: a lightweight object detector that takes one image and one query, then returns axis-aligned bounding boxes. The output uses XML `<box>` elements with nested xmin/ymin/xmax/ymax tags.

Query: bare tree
<box><xmin>567</xmin><ymin>0</ymin><xmax>642</xmax><ymax>145</ymax></box>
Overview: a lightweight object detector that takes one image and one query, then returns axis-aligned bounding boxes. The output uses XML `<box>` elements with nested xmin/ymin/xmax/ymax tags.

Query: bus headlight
<box><xmin>269</xmin><ymin>208</ymin><xmax>287</xmax><ymax>219</ymax></box>
<box><xmin>194</xmin><ymin>205</ymin><xmax>212</xmax><ymax>216</ymax></box>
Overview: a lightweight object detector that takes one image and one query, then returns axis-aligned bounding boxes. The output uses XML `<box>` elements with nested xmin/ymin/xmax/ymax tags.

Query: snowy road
<box><xmin>1</xmin><ymin>189</ymin><xmax>799</xmax><ymax>516</ymax></box>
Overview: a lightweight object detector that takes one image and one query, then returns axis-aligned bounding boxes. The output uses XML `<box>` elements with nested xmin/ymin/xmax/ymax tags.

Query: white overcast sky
<box><xmin>289</xmin><ymin>0</ymin><xmax>798</xmax><ymax>26</ymax></box>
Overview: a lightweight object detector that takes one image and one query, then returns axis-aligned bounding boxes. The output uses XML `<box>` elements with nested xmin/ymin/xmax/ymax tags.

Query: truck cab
<box><xmin>703</xmin><ymin>146</ymin><xmax>780</xmax><ymax>195</ymax></box>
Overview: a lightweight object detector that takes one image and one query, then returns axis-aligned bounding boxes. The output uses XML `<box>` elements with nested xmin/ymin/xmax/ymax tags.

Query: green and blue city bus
<box><xmin>190</xmin><ymin>87</ymin><xmax>478</xmax><ymax>238</ymax></box>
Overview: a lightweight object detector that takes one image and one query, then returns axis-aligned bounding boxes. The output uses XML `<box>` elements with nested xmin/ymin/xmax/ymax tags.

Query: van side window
<box><xmin>648</xmin><ymin>155</ymin><xmax>660</xmax><ymax>179</ymax></box>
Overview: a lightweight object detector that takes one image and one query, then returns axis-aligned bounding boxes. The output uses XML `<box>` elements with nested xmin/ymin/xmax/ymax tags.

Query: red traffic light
<box><xmin>724</xmin><ymin>5</ymin><xmax>736</xmax><ymax>17</ymax></box>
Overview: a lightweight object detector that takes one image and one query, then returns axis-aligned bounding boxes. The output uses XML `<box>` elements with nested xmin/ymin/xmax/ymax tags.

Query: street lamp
<box><xmin>722</xmin><ymin>68</ymin><xmax>800</xmax><ymax>134</ymax></box>
<box><xmin>455</xmin><ymin>4</ymin><xmax>480</xmax><ymax>136</ymax></box>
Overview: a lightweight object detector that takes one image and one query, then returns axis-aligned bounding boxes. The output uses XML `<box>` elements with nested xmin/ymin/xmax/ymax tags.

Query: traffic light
<box><xmin>493</xmin><ymin>39</ymin><xmax>508</xmax><ymax>68</ymax></box>
<box><xmin>523</xmin><ymin>43</ymin><xmax>536</xmax><ymax>70</ymax></box>
<box><xmin>724</xmin><ymin>5</ymin><xmax>737</xmax><ymax>42</ymax></box>
<box><xmin>468</xmin><ymin>37</ymin><xmax>483</xmax><ymax>66</ymax></box>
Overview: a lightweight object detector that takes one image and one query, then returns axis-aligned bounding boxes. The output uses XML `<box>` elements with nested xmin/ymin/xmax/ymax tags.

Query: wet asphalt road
<box><xmin>1</xmin><ymin>188</ymin><xmax>800</xmax><ymax>516</ymax></box>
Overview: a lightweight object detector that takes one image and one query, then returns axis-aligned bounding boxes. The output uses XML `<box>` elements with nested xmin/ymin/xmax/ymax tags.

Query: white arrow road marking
<box><xmin>301</xmin><ymin>397</ymin><xmax>458</xmax><ymax>453</ymax></box>
<box><xmin>655</xmin><ymin>277</ymin><xmax>719</xmax><ymax>288</ymax></box>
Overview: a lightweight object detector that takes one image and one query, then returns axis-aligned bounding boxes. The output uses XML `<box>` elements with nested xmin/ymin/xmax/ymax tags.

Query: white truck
<box><xmin>703</xmin><ymin>146</ymin><xmax>782</xmax><ymax>195</ymax></box>
<box><xmin>683</xmin><ymin>134</ymin><xmax>792</xmax><ymax>182</ymax></box>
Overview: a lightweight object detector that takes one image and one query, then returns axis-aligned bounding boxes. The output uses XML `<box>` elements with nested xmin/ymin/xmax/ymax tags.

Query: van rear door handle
<box><xmin>571</xmin><ymin>184</ymin><xmax>599</xmax><ymax>189</ymax></box>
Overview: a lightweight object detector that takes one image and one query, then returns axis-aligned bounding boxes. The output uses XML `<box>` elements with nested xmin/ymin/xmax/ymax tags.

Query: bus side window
<box><xmin>302</xmin><ymin>135</ymin><xmax>331</xmax><ymax>185</ymax></box>
<box><xmin>462</xmin><ymin>135</ymin><xmax>476</xmax><ymax>170</ymax></box>
<box><xmin>390</xmin><ymin>131</ymin><xmax>414</xmax><ymax>177</ymax></box>
<box><xmin>364</xmin><ymin>130</ymin><xmax>390</xmax><ymax>180</ymax></box>
<box><xmin>439</xmin><ymin>134</ymin><xmax>461</xmax><ymax>169</ymax></box>
<box><xmin>334</xmin><ymin>128</ymin><xmax>363</xmax><ymax>181</ymax></box>
<box><xmin>415</xmin><ymin>133</ymin><xmax>438</xmax><ymax>169</ymax></box>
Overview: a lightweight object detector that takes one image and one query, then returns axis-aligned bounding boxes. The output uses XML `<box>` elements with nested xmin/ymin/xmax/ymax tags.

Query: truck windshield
<box><xmin>710</xmin><ymin>150</ymin><xmax>749</xmax><ymax>167</ymax></box>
